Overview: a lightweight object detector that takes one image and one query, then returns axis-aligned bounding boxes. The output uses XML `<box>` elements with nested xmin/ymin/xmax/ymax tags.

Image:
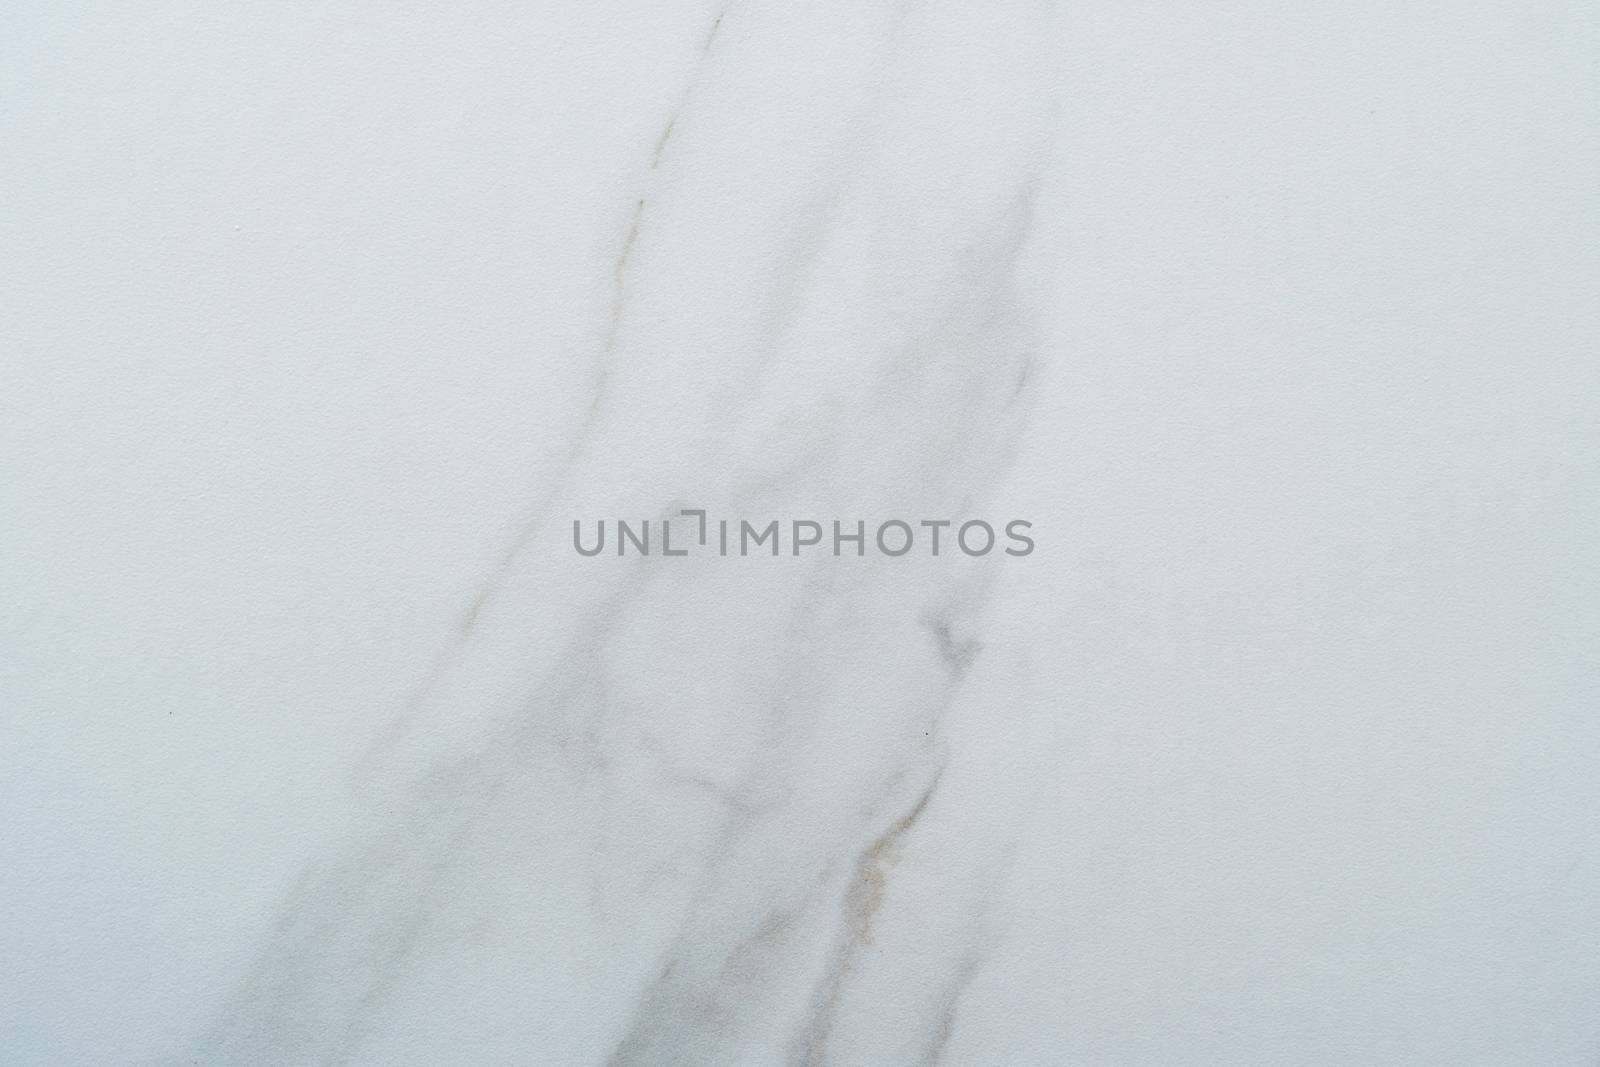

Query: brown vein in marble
<box><xmin>794</xmin><ymin>769</ymin><xmax>943</xmax><ymax>1066</ymax></box>
<box><xmin>363</xmin><ymin>3</ymin><xmax>734</xmax><ymax>765</ymax></box>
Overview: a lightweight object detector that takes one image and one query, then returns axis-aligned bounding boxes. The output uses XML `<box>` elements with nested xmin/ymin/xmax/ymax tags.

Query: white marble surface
<box><xmin>4</xmin><ymin>3</ymin><xmax>1600</xmax><ymax>1064</ymax></box>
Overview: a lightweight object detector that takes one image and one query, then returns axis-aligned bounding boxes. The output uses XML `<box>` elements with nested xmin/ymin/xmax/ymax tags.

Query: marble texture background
<box><xmin>3</xmin><ymin>3</ymin><xmax>1599</xmax><ymax>1065</ymax></box>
